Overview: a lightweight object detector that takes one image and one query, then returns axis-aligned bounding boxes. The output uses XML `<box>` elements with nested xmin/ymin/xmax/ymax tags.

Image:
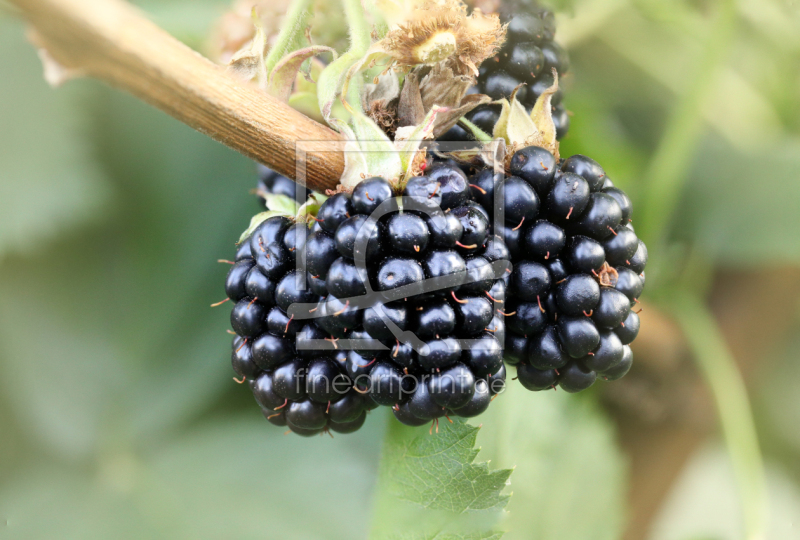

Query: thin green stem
<box><xmin>637</xmin><ymin>0</ymin><xmax>737</xmax><ymax>245</ymax></box>
<box><xmin>263</xmin><ymin>0</ymin><xmax>315</xmax><ymax>76</ymax></box>
<box><xmin>344</xmin><ymin>0</ymin><xmax>372</xmax><ymax>53</ymax></box>
<box><xmin>316</xmin><ymin>0</ymin><xmax>373</xmax><ymax>119</ymax></box>
<box><xmin>342</xmin><ymin>0</ymin><xmax>373</xmax><ymax>109</ymax></box>
<box><xmin>668</xmin><ymin>293</ymin><xmax>767</xmax><ymax>540</ymax></box>
<box><xmin>459</xmin><ymin>118</ymin><xmax>493</xmax><ymax>143</ymax></box>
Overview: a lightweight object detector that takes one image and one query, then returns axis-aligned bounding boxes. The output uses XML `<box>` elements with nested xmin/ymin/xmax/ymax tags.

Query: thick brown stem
<box><xmin>9</xmin><ymin>0</ymin><xmax>344</xmax><ymax>192</ymax></box>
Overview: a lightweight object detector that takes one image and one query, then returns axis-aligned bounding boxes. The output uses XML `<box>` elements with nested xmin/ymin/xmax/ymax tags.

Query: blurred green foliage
<box><xmin>2</xmin><ymin>0</ymin><xmax>800</xmax><ymax>538</ymax></box>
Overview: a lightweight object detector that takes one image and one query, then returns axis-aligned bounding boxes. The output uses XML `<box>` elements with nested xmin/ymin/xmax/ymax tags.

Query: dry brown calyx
<box><xmin>596</xmin><ymin>262</ymin><xmax>619</xmax><ymax>288</ymax></box>
<box><xmin>397</xmin><ymin>61</ymin><xmax>491</xmax><ymax>137</ymax></box>
<box><xmin>378</xmin><ymin>0</ymin><xmax>505</xmax><ymax>76</ymax></box>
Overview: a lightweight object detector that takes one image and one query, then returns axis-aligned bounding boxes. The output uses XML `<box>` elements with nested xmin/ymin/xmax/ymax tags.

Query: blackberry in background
<box><xmin>257</xmin><ymin>164</ymin><xmax>309</xmax><ymax>205</ymax></box>
<box><xmin>442</xmin><ymin>1</ymin><xmax>571</xmax><ymax>142</ymax></box>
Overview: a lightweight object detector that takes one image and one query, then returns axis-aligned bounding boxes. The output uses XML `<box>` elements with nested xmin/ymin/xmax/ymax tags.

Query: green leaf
<box><xmin>386</xmin><ymin>419</ymin><xmax>511</xmax><ymax>512</ymax></box>
<box><xmin>393</xmin><ymin>533</ymin><xmax>504</xmax><ymax>540</ymax></box>
<box><xmin>369</xmin><ymin>417</ymin><xmax>511</xmax><ymax>540</ymax></box>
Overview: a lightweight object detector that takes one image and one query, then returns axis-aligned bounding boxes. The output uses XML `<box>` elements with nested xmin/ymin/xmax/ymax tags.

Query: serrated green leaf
<box><xmin>369</xmin><ymin>417</ymin><xmax>510</xmax><ymax>540</ymax></box>
<box><xmin>392</xmin><ymin>532</ymin><xmax>504</xmax><ymax>540</ymax></box>
<box><xmin>386</xmin><ymin>419</ymin><xmax>511</xmax><ymax>513</ymax></box>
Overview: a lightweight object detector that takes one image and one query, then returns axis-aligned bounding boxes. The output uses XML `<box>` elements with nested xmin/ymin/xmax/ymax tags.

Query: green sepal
<box><xmin>332</xmin><ymin>111</ymin><xmax>403</xmax><ymax>191</ymax></box>
<box><xmin>395</xmin><ymin>105</ymin><xmax>444</xmax><ymax>187</ymax></box>
<box><xmin>317</xmin><ymin>52</ymin><xmax>362</xmax><ymax>123</ymax></box>
<box><xmin>261</xmin><ymin>193</ymin><xmax>300</xmax><ymax>215</ymax></box>
<box><xmin>491</xmin><ymin>70</ymin><xmax>560</xmax><ymax>159</ymax></box>
<box><xmin>459</xmin><ymin>117</ymin><xmax>493</xmax><ymax>143</ymax></box>
<box><xmin>288</xmin><ymin>92</ymin><xmax>324</xmax><ymax>123</ymax></box>
<box><xmin>237</xmin><ymin>210</ymin><xmax>285</xmax><ymax>244</ymax></box>
<box><xmin>266</xmin><ymin>46</ymin><xmax>338</xmax><ymax>103</ymax></box>
<box><xmin>296</xmin><ymin>192</ymin><xmax>329</xmax><ymax>227</ymax></box>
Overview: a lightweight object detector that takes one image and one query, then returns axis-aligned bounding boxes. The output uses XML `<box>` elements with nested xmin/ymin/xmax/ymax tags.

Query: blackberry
<box><xmin>516</xmin><ymin>362</ymin><xmax>558</xmax><ymax>391</ymax></box>
<box><xmin>557</xmin><ymin>360</ymin><xmax>597</xmax><ymax>393</ymax></box>
<box><xmin>393</xmin><ymin>401</ymin><xmax>432</xmax><ymax>426</ymax></box>
<box><xmin>462</xmin><ymin>144</ymin><xmax>647</xmax><ymax>394</ymax></box>
<box><xmin>600</xmin><ymin>345</ymin><xmax>633</xmax><ymax>381</ymax></box>
<box><xmin>285</xmin><ymin>399</ymin><xmax>328</xmax><ymax>430</ymax></box>
<box><xmin>428</xmin><ymin>363</ymin><xmax>476</xmax><ymax>410</ymax></box>
<box><xmin>442</xmin><ymin>3</ymin><xmax>571</xmax><ymax>142</ymax></box>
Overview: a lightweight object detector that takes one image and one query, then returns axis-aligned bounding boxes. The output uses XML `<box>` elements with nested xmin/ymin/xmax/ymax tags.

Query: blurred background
<box><xmin>1</xmin><ymin>0</ymin><xmax>799</xmax><ymax>538</ymax></box>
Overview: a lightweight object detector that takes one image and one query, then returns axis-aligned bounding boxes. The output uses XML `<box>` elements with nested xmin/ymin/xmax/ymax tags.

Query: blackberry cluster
<box><xmin>257</xmin><ymin>164</ymin><xmax>308</xmax><ymax>205</ymax></box>
<box><xmin>226</xmin><ymin>215</ymin><xmax>372</xmax><ymax>436</ymax></box>
<box><xmin>305</xmin><ymin>165</ymin><xmax>511</xmax><ymax>427</ymax></box>
<box><xmin>443</xmin><ymin>1</ymin><xmax>570</xmax><ymax>142</ymax></box>
<box><xmin>468</xmin><ymin>145</ymin><xmax>646</xmax><ymax>392</ymax></box>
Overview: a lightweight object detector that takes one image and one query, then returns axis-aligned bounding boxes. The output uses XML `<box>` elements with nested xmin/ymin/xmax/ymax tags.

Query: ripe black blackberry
<box><xmin>303</xmin><ymin>164</ymin><xmax>511</xmax><ymax>427</ymax></box>
<box><xmin>468</xmin><ymin>147</ymin><xmax>646</xmax><ymax>393</ymax></box>
<box><xmin>224</xmin><ymin>161</ymin><xmax>511</xmax><ymax>433</ymax></box>
<box><xmin>224</xmin><ymin>213</ymin><xmax>371</xmax><ymax>436</ymax></box>
<box><xmin>442</xmin><ymin>2</ymin><xmax>570</xmax><ymax>142</ymax></box>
